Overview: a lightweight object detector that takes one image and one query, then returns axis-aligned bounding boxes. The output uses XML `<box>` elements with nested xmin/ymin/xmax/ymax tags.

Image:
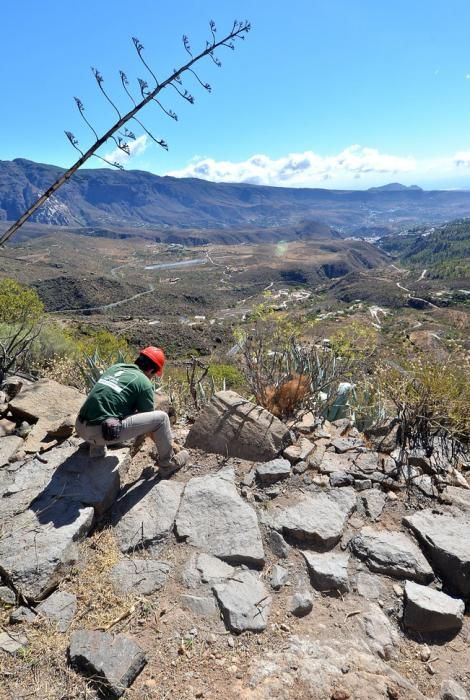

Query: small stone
<box><xmin>293</xmin><ymin>460</ymin><xmax>309</xmax><ymax>474</ymax></box>
<box><xmin>288</xmin><ymin>591</ymin><xmax>313</xmax><ymax>617</ymax></box>
<box><xmin>0</xmin><ymin>586</ymin><xmax>16</xmax><ymax>605</ymax></box>
<box><xmin>420</xmin><ymin>644</ymin><xmax>431</xmax><ymax>662</ymax></box>
<box><xmin>359</xmin><ymin>490</ymin><xmax>386</xmax><ymax>521</ymax></box>
<box><xmin>283</xmin><ymin>438</ymin><xmax>315</xmax><ymax>464</ymax></box>
<box><xmin>0</xmin><ymin>631</ymin><xmax>28</xmax><ymax>654</ymax></box>
<box><xmin>280</xmin><ymin>623</ymin><xmax>290</xmax><ymax>632</ymax></box>
<box><xmin>393</xmin><ymin>584</ymin><xmax>403</xmax><ymax>597</ymax></box>
<box><xmin>256</xmin><ymin>458</ymin><xmax>291</xmax><ymax>485</ymax></box>
<box><xmin>227</xmin><ymin>636</ymin><xmax>235</xmax><ymax>648</ymax></box>
<box><xmin>354</xmin><ymin>479</ymin><xmax>373</xmax><ymax>492</ymax></box>
<box><xmin>267</xmin><ymin>530</ymin><xmax>290</xmax><ymax>559</ymax></box>
<box><xmin>331</xmin><ymin>690</ymin><xmax>350</xmax><ymax>700</ymax></box>
<box><xmin>270</xmin><ymin>564</ymin><xmax>288</xmax><ymax>590</ymax></box>
<box><xmin>10</xmin><ymin>606</ymin><xmax>36</xmax><ymax>624</ymax></box>
<box><xmin>330</xmin><ymin>471</ymin><xmax>354</xmax><ymax>488</ymax></box>
<box><xmin>387</xmin><ymin>491</ymin><xmax>398</xmax><ymax>501</ymax></box>
<box><xmin>212</xmin><ymin>570</ymin><xmax>272</xmax><ymax>634</ymax></box>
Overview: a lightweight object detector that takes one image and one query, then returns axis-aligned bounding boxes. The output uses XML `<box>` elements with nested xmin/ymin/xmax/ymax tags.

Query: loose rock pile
<box><xmin>0</xmin><ymin>385</ymin><xmax>469</xmax><ymax>699</ymax></box>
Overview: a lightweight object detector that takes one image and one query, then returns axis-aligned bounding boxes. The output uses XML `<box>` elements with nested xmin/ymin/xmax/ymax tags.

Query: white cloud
<box><xmin>104</xmin><ymin>134</ymin><xmax>149</xmax><ymax>166</ymax></box>
<box><xmin>166</xmin><ymin>145</ymin><xmax>416</xmax><ymax>188</ymax></box>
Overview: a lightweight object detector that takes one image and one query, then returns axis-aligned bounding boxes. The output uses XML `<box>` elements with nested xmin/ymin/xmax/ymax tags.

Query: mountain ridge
<box><xmin>2</xmin><ymin>159</ymin><xmax>470</xmax><ymax>238</ymax></box>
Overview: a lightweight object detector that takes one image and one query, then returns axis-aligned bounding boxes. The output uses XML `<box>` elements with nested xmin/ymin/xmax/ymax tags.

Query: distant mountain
<box><xmin>368</xmin><ymin>182</ymin><xmax>423</xmax><ymax>192</ymax></box>
<box><xmin>2</xmin><ymin>159</ymin><xmax>470</xmax><ymax>241</ymax></box>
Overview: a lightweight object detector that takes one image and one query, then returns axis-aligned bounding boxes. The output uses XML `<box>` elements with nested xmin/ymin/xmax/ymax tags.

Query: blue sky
<box><xmin>3</xmin><ymin>0</ymin><xmax>470</xmax><ymax>189</ymax></box>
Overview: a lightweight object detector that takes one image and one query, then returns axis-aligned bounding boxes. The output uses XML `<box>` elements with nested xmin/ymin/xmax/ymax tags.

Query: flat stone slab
<box><xmin>350</xmin><ymin>527</ymin><xmax>434</xmax><ymax>583</ymax></box>
<box><xmin>404</xmin><ymin>510</ymin><xmax>470</xmax><ymax>598</ymax></box>
<box><xmin>0</xmin><ymin>498</ymin><xmax>94</xmax><ymax>600</ymax></box>
<box><xmin>265</xmin><ymin>488</ymin><xmax>356</xmax><ymax>550</ymax></box>
<box><xmin>212</xmin><ymin>570</ymin><xmax>272</xmax><ymax>633</ymax></box>
<box><xmin>256</xmin><ymin>458</ymin><xmax>291</xmax><ymax>485</ymax></box>
<box><xmin>110</xmin><ymin>559</ymin><xmax>170</xmax><ymax>595</ymax></box>
<box><xmin>331</xmin><ymin>437</ymin><xmax>365</xmax><ymax>453</ymax></box>
<box><xmin>69</xmin><ymin>630</ymin><xmax>146</xmax><ymax>698</ymax></box>
<box><xmin>404</xmin><ymin>581</ymin><xmax>465</xmax><ymax>633</ymax></box>
<box><xmin>0</xmin><ymin>440</ymin><xmax>130</xmax><ymax>522</ymax></box>
<box><xmin>113</xmin><ymin>480</ymin><xmax>183</xmax><ymax>553</ymax></box>
<box><xmin>302</xmin><ymin>551</ymin><xmax>350</xmax><ymax>593</ymax></box>
<box><xmin>0</xmin><ymin>435</ymin><xmax>23</xmax><ymax>467</ymax></box>
<box><xmin>37</xmin><ymin>590</ymin><xmax>76</xmax><ymax>632</ymax></box>
<box><xmin>175</xmin><ymin>469</ymin><xmax>265</xmax><ymax>566</ymax></box>
<box><xmin>185</xmin><ymin>390</ymin><xmax>292</xmax><ymax>461</ymax></box>
<box><xmin>8</xmin><ymin>379</ymin><xmax>85</xmax><ymax>425</ymax></box>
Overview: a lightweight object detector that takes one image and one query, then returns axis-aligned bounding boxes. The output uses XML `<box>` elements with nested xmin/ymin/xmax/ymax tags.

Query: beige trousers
<box><xmin>75</xmin><ymin>410</ymin><xmax>173</xmax><ymax>463</ymax></box>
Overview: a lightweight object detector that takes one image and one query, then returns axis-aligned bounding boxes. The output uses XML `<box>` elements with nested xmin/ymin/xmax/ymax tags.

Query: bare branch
<box><xmin>74</xmin><ymin>97</ymin><xmax>99</xmax><ymax>141</ymax></box>
<box><xmin>182</xmin><ymin>35</ymin><xmax>193</xmax><ymax>58</ymax></box>
<box><xmin>0</xmin><ymin>19</ymin><xmax>251</xmax><ymax>245</ymax></box>
<box><xmin>132</xmin><ymin>36</ymin><xmax>159</xmax><ymax>87</ymax></box>
<box><xmin>131</xmin><ymin>116</ymin><xmax>168</xmax><ymax>150</ymax></box>
<box><xmin>91</xmin><ymin>67</ymin><xmax>122</xmax><ymax>119</ymax></box>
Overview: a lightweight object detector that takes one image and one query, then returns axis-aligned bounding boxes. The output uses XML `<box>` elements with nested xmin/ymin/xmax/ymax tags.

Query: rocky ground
<box><xmin>0</xmin><ymin>378</ymin><xmax>469</xmax><ymax>700</ymax></box>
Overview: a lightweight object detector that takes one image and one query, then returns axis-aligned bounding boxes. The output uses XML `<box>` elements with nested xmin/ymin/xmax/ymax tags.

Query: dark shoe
<box><xmin>159</xmin><ymin>450</ymin><xmax>189</xmax><ymax>479</ymax></box>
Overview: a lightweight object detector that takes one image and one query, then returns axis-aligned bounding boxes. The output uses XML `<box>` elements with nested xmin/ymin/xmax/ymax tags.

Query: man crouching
<box><xmin>75</xmin><ymin>346</ymin><xmax>188</xmax><ymax>478</ymax></box>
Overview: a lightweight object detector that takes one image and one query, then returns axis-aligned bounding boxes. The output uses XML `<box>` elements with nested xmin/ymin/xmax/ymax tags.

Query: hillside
<box><xmin>4</xmin><ymin>159</ymin><xmax>470</xmax><ymax>239</ymax></box>
<box><xmin>379</xmin><ymin>218</ymin><xmax>470</xmax><ymax>279</ymax></box>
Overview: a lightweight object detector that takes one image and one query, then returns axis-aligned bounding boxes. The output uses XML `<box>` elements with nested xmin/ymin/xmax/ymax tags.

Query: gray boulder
<box><xmin>175</xmin><ymin>468</ymin><xmax>265</xmax><ymax>566</ymax></box>
<box><xmin>302</xmin><ymin>551</ymin><xmax>350</xmax><ymax>593</ymax></box>
<box><xmin>110</xmin><ymin>560</ymin><xmax>170</xmax><ymax>595</ymax></box>
<box><xmin>212</xmin><ymin>570</ymin><xmax>271</xmax><ymax>633</ymax></box>
<box><xmin>0</xmin><ymin>499</ymin><xmax>94</xmax><ymax>600</ymax></box>
<box><xmin>265</xmin><ymin>488</ymin><xmax>356</xmax><ymax>550</ymax></box>
<box><xmin>37</xmin><ymin>590</ymin><xmax>76</xmax><ymax>632</ymax></box>
<box><xmin>69</xmin><ymin>630</ymin><xmax>146</xmax><ymax>698</ymax></box>
<box><xmin>256</xmin><ymin>458</ymin><xmax>291</xmax><ymax>485</ymax></box>
<box><xmin>404</xmin><ymin>510</ymin><xmax>470</xmax><ymax>598</ymax></box>
<box><xmin>185</xmin><ymin>391</ymin><xmax>292</xmax><ymax>460</ymax></box>
<box><xmin>403</xmin><ymin>581</ymin><xmax>464</xmax><ymax>634</ymax></box>
<box><xmin>441</xmin><ymin>679</ymin><xmax>469</xmax><ymax>700</ymax></box>
<box><xmin>350</xmin><ymin>527</ymin><xmax>434</xmax><ymax>583</ymax></box>
<box><xmin>113</xmin><ymin>480</ymin><xmax>183</xmax><ymax>553</ymax></box>
<box><xmin>8</xmin><ymin>378</ymin><xmax>84</xmax><ymax>425</ymax></box>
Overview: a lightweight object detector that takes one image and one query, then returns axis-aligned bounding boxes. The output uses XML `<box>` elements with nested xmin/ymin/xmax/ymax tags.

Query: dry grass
<box><xmin>0</xmin><ymin>528</ymin><xmax>139</xmax><ymax>700</ymax></box>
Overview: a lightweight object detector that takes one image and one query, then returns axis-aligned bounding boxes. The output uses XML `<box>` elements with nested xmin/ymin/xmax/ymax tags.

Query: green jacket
<box><xmin>78</xmin><ymin>363</ymin><xmax>154</xmax><ymax>424</ymax></box>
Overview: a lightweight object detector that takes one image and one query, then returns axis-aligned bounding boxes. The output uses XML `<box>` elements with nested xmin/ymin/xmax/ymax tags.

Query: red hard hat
<box><xmin>140</xmin><ymin>346</ymin><xmax>166</xmax><ymax>376</ymax></box>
